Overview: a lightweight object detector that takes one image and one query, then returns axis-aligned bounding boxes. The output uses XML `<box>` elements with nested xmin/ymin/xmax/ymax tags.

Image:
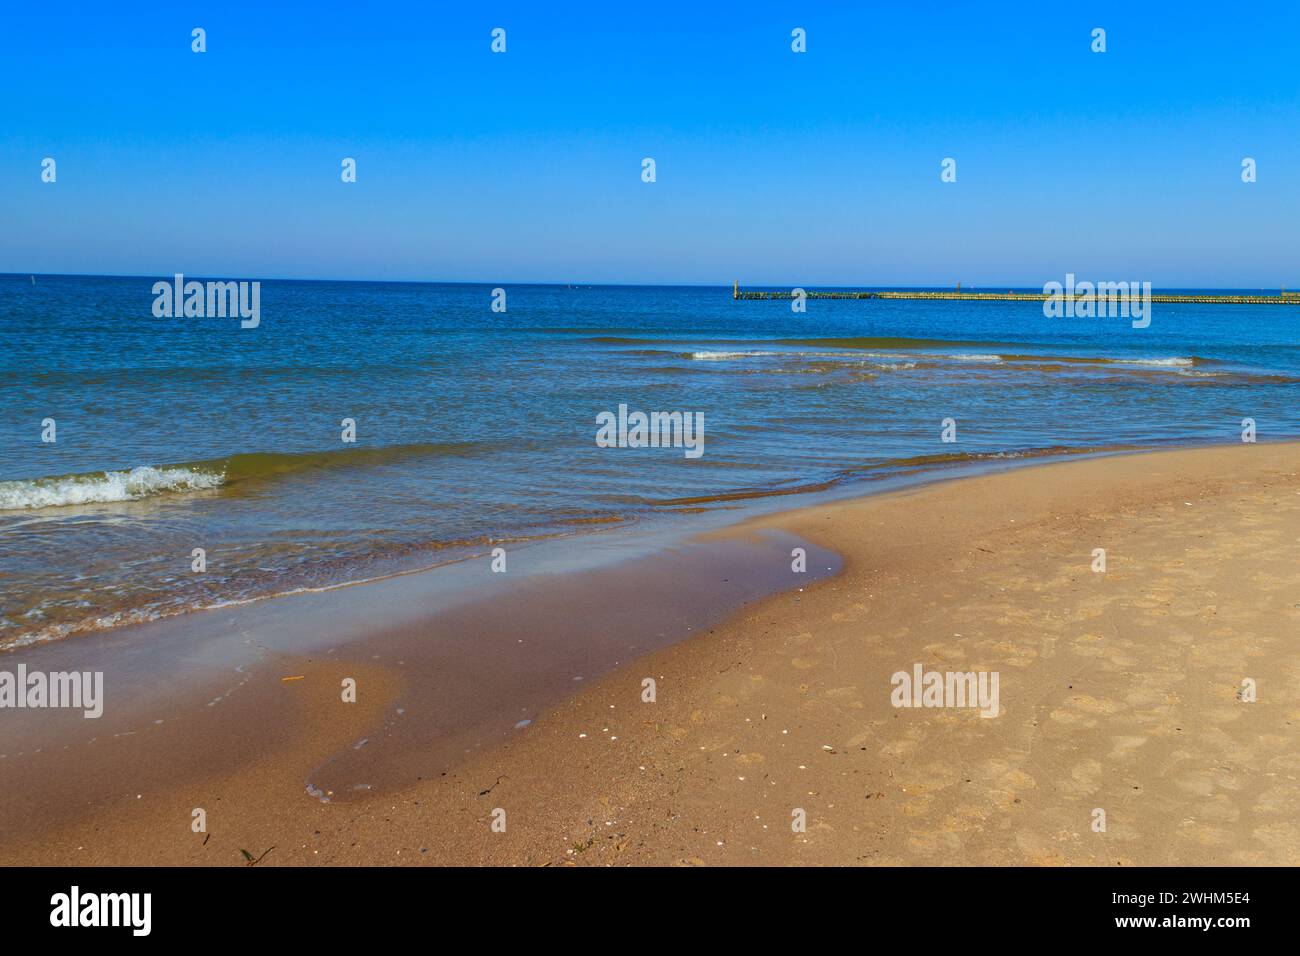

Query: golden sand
<box><xmin>3</xmin><ymin>443</ymin><xmax>1297</xmax><ymax>866</ymax></box>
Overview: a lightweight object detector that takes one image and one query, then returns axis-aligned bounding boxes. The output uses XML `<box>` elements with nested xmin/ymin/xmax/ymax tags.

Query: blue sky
<box><xmin>2</xmin><ymin>1</ymin><xmax>1297</xmax><ymax>287</ymax></box>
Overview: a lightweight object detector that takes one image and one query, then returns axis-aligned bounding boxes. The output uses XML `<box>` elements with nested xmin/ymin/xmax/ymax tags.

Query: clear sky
<box><xmin>2</xmin><ymin>1</ymin><xmax>1297</xmax><ymax>287</ymax></box>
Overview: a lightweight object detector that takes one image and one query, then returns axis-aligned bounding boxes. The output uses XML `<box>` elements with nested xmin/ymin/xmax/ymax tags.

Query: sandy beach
<box><xmin>2</xmin><ymin>442</ymin><xmax>1297</xmax><ymax>866</ymax></box>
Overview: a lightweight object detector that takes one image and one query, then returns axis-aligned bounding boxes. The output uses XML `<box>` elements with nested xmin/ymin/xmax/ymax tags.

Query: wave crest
<box><xmin>0</xmin><ymin>442</ymin><xmax>485</xmax><ymax>511</ymax></box>
<box><xmin>0</xmin><ymin>466</ymin><xmax>224</xmax><ymax>510</ymax></box>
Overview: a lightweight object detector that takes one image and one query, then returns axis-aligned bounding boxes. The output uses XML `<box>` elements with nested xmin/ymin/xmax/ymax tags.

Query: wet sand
<box><xmin>2</xmin><ymin>442</ymin><xmax>1298</xmax><ymax>865</ymax></box>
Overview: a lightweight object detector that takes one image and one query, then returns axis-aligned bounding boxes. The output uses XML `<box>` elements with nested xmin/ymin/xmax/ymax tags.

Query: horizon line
<box><xmin>4</xmin><ymin>272</ymin><xmax>1299</xmax><ymax>293</ymax></box>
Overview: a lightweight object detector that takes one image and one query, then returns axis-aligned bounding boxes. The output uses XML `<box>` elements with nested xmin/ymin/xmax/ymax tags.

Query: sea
<box><xmin>1</xmin><ymin>274</ymin><xmax>1296</xmax><ymax>649</ymax></box>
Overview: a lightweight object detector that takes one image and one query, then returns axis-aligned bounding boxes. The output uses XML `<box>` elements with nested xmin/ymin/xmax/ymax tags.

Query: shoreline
<box><xmin>0</xmin><ymin>437</ymin><xmax>1215</xmax><ymax>654</ymax></box>
<box><xmin>2</xmin><ymin>441</ymin><xmax>1298</xmax><ymax>865</ymax></box>
<box><xmin>0</xmin><ymin>520</ymin><xmax>840</xmax><ymax>844</ymax></box>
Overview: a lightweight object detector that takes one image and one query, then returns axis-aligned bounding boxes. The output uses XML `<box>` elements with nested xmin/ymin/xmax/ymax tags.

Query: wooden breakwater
<box><xmin>732</xmin><ymin>282</ymin><xmax>1300</xmax><ymax>306</ymax></box>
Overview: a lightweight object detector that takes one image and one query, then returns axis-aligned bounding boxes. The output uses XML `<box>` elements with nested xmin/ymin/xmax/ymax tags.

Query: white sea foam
<box><xmin>690</xmin><ymin>350</ymin><xmax>780</xmax><ymax>360</ymax></box>
<box><xmin>1118</xmin><ymin>357</ymin><xmax>1194</xmax><ymax>367</ymax></box>
<box><xmin>0</xmin><ymin>466</ymin><xmax>224</xmax><ymax>511</ymax></box>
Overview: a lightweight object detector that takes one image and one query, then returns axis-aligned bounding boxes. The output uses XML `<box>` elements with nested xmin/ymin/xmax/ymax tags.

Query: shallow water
<box><xmin>2</xmin><ymin>274</ymin><xmax>1297</xmax><ymax>647</ymax></box>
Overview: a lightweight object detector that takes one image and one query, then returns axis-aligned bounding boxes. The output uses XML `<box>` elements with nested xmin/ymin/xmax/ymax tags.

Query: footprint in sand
<box><xmin>1047</xmin><ymin>707</ymin><xmax>1099</xmax><ymax>730</ymax></box>
<box><xmin>1058</xmin><ymin>758</ymin><xmax>1103</xmax><ymax>798</ymax></box>
<box><xmin>1070</xmin><ymin>634</ymin><xmax>1107</xmax><ymax>658</ymax></box>
<box><xmin>1172</xmin><ymin>771</ymin><xmax>1217</xmax><ymax>797</ymax></box>
<box><xmin>1253</xmin><ymin>785</ymin><xmax>1298</xmax><ymax>814</ymax></box>
<box><xmin>1107</xmin><ymin>735</ymin><xmax>1149</xmax><ymax>760</ymax></box>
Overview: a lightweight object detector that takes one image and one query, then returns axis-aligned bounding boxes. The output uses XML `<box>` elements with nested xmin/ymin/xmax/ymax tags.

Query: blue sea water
<box><xmin>1</xmin><ymin>273</ymin><xmax>1297</xmax><ymax>647</ymax></box>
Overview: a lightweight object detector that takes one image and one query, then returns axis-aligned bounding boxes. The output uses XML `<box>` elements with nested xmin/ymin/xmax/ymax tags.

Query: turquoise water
<box><xmin>1</xmin><ymin>273</ymin><xmax>1297</xmax><ymax>647</ymax></box>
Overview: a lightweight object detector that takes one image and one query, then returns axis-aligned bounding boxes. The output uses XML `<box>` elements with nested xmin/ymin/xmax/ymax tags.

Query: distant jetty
<box><xmin>732</xmin><ymin>282</ymin><xmax>1300</xmax><ymax>306</ymax></box>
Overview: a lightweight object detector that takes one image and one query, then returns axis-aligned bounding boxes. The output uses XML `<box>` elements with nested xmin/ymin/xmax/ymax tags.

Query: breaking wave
<box><xmin>0</xmin><ymin>466</ymin><xmax>224</xmax><ymax>510</ymax></box>
<box><xmin>0</xmin><ymin>442</ymin><xmax>484</xmax><ymax>511</ymax></box>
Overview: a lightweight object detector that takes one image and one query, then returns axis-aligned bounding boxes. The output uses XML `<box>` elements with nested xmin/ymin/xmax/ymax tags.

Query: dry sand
<box><xmin>3</xmin><ymin>443</ymin><xmax>1298</xmax><ymax>866</ymax></box>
